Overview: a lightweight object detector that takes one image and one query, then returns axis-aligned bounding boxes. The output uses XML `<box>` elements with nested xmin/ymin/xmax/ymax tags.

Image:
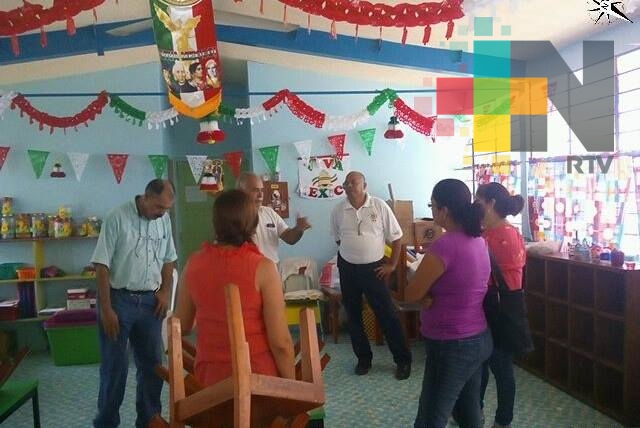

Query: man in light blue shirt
<box><xmin>91</xmin><ymin>179</ymin><xmax>177</xmax><ymax>428</ymax></box>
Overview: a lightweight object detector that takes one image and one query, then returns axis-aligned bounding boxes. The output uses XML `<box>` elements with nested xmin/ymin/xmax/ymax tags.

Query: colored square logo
<box><xmin>414</xmin><ymin>96</ymin><xmax>433</xmax><ymax>115</ymax></box>
<box><xmin>474</xmin><ymin>115</ymin><xmax>511</xmax><ymax>152</ymax></box>
<box><xmin>474</xmin><ymin>17</ymin><xmax>494</xmax><ymax>37</ymax></box>
<box><xmin>474</xmin><ymin>78</ymin><xmax>511</xmax><ymax>115</ymax></box>
<box><xmin>511</xmin><ymin>78</ymin><xmax>548</xmax><ymax>115</ymax></box>
<box><xmin>436</xmin><ymin>78</ymin><xmax>474</xmax><ymax>115</ymax></box>
<box><xmin>436</xmin><ymin>118</ymin><xmax>455</xmax><ymax>137</ymax></box>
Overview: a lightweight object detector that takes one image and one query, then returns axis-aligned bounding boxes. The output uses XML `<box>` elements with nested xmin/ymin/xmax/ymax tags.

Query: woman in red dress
<box><xmin>174</xmin><ymin>189</ymin><xmax>295</xmax><ymax>386</ymax></box>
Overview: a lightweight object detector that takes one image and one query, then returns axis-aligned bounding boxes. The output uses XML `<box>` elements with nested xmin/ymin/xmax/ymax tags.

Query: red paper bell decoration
<box><xmin>384</xmin><ymin>116</ymin><xmax>404</xmax><ymax>139</ymax></box>
<box><xmin>197</xmin><ymin>119</ymin><xmax>226</xmax><ymax>144</ymax></box>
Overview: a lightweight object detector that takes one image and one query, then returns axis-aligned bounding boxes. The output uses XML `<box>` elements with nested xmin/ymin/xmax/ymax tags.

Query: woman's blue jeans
<box><xmin>93</xmin><ymin>288</ymin><xmax>163</xmax><ymax>428</ymax></box>
<box><xmin>480</xmin><ymin>347</ymin><xmax>516</xmax><ymax>426</ymax></box>
<box><xmin>414</xmin><ymin>329</ymin><xmax>493</xmax><ymax>428</ymax></box>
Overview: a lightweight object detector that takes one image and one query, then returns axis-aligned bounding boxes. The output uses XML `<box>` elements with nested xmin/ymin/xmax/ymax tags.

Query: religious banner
<box><xmin>149</xmin><ymin>0</ymin><xmax>225</xmax><ymax>142</ymax></box>
<box><xmin>298</xmin><ymin>155</ymin><xmax>350</xmax><ymax>200</ymax></box>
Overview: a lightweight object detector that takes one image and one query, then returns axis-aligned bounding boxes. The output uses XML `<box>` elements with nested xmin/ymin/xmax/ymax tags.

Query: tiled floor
<box><xmin>5</xmin><ymin>334</ymin><xmax>624</xmax><ymax>427</ymax></box>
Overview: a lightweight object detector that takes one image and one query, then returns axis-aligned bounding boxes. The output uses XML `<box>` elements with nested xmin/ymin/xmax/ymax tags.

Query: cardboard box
<box><xmin>388</xmin><ymin>200</ymin><xmax>415</xmax><ymax>244</ymax></box>
<box><xmin>67</xmin><ymin>298</ymin><xmax>96</xmax><ymax>310</ymax></box>
<box><xmin>413</xmin><ymin>219</ymin><xmax>443</xmax><ymax>247</ymax></box>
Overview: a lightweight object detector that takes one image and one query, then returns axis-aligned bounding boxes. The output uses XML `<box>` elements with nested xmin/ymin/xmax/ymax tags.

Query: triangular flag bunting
<box><xmin>223</xmin><ymin>151</ymin><xmax>243</xmax><ymax>178</ymax></box>
<box><xmin>107</xmin><ymin>154</ymin><xmax>129</xmax><ymax>184</ymax></box>
<box><xmin>327</xmin><ymin>134</ymin><xmax>346</xmax><ymax>160</ymax></box>
<box><xmin>0</xmin><ymin>147</ymin><xmax>10</xmax><ymax>171</ymax></box>
<box><xmin>28</xmin><ymin>149</ymin><xmax>49</xmax><ymax>179</ymax></box>
<box><xmin>148</xmin><ymin>155</ymin><xmax>168</xmax><ymax>179</ymax></box>
<box><xmin>293</xmin><ymin>140</ymin><xmax>312</xmax><ymax>166</ymax></box>
<box><xmin>186</xmin><ymin>155</ymin><xmax>208</xmax><ymax>184</ymax></box>
<box><xmin>357</xmin><ymin>128</ymin><xmax>376</xmax><ymax>156</ymax></box>
<box><xmin>67</xmin><ymin>152</ymin><xmax>89</xmax><ymax>181</ymax></box>
<box><xmin>258</xmin><ymin>145</ymin><xmax>280</xmax><ymax>174</ymax></box>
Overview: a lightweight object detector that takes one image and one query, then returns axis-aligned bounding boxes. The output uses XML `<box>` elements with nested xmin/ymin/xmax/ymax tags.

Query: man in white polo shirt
<box><xmin>236</xmin><ymin>172</ymin><xmax>311</xmax><ymax>264</ymax></box>
<box><xmin>331</xmin><ymin>171</ymin><xmax>412</xmax><ymax>380</ymax></box>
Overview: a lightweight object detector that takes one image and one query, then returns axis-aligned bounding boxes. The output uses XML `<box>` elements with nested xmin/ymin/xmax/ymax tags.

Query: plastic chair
<box><xmin>0</xmin><ymin>347</ymin><xmax>40</xmax><ymax>428</ymax></box>
<box><xmin>280</xmin><ymin>258</ymin><xmax>324</xmax><ymax>339</ymax></box>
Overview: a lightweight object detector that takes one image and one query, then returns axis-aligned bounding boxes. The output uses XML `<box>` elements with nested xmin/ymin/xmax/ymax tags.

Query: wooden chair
<box><xmin>157</xmin><ymin>283</ymin><xmax>325</xmax><ymax>428</ymax></box>
<box><xmin>0</xmin><ymin>347</ymin><xmax>40</xmax><ymax>428</ymax></box>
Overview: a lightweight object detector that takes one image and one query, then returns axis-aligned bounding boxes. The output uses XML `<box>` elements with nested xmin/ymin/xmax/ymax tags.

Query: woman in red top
<box><xmin>475</xmin><ymin>182</ymin><xmax>526</xmax><ymax>428</ymax></box>
<box><xmin>174</xmin><ymin>189</ymin><xmax>295</xmax><ymax>387</ymax></box>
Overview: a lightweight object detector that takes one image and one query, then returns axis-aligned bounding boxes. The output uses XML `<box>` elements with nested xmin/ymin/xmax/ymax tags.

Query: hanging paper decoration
<box><xmin>11</xmin><ymin>91</ymin><xmax>108</xmax><ymax>134</ymax></box>
<box><xmin>0</xmin><ymin>147</ymin><xmax>10</xmax><ymax>171</ymax></box>
<box><xmin>107</xmin><ymin>154</ymin><xmax>129</xmax><ymax>184</ymax></box>
<box><xmin>149</xmin><ymin>0</ymin><xmax>225</xmax><ymax>143</ymax></box>
<box><xmin>27</xmin><ymin>150</ymin><xmax>49</xmax><ymax>179</ymax></box>
<box><xmin>358</xmin><ymin>128</ymin><xmax>376</xmax><ymax>155</ymax></box>
<box><xmin>67</xmin><ymin>152</ymin><xmax>89</xmax><ymax>181</ymax></box>
<box><xmin>0</xmin><ymin>1</ymin><xmax>106</xmax><ymax>56</ymax></box>
<box><xmin>50</xmin><ymin>161</ymin><xmax>66</xmax><ymax>178</ymax></box>
<box><xmin>223</xmin><ymin>151</ymin><xmax>243</xmax><ymax>178</ymax></box>
<box><xmin>327</xmin><ymin>134</ymin><xmax>346</xmax><ymax>160</ymax></box>
<box><xmin>393</xmin><ymin>98</ymin><xmax>437</xmax><ymax>136</ymax></box>
<box><xmin>238</xmin><ymin>0</ymin><xmax>464</xmax><ymax>43</ymax></box>
<box><xmin>186</xmin><ymin>155</ymin><xmax>208</xmax><ymax>184</ymax></box>
<box><xmin>199</xmin><ymin>159</ymin><xmax>224</xmax><ymax>194</ymax></box>
<box><xmin>0</xmin><ymin>92</ymin><xmax>18</xmax><ymax>119</ymax></box>
<box><xmin>110</xmin><ymin>95</ymin><xmax>146</xmax><ymax>126</ymax></box>
<box><xmin>196</xmin><ymin>114</ymin><xmax>225</xmax><ymax>144</ymax></box>
<box><xmin>148</xmin><ymin>155</ymin><xmax>169</xmax><ymax>179</ymax></box>
<box><xmin>259</xmin><ymin>146</ymin><xmax>280</xmax><ymax>174</ymax></box>
<box><xmin>293</xmin><ymin>140</ymin><xmax>313</xmax><ymax>166</ymax></box>
<box><xmin>384</xmin><ymin>117</ymin><xmax>404</xmax><ymax>139</ymax></box>
<box><xmin>147</xmin><ymin>107</ymin><xmax>180</xmax><ymax>129</ymax></box>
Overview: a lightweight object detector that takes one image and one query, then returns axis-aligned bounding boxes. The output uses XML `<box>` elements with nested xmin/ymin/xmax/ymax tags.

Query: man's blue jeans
<box><xmin>414</xmin><ymin>329</ymin><xmax>493</xmax><ymax>428</ymax></box>
<box><xmin>94</xmin><ymin>288</ymin><xmax>163</xmax><ymax>428</ymax></box>
<box><xmin>480</xmin><ymin>347</ymin><xmax>516</xmax><ymax>426</ymax></box>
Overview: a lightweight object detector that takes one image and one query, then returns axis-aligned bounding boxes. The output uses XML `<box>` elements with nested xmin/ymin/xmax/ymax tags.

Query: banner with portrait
<box><xmin>149</xmin><ymin>0</ymin><xmax>222</xmax><ymax>119</ymax></box>
<box><xmin>298</xmin><ymin>155</ymin><xmax>350</xmax><ymax>200</ymax></box>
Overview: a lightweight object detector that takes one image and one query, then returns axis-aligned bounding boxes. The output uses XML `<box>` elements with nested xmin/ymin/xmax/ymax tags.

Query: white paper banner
<box><xmin>186</xmin><ymin>155</ymin><xmax>208</xmax><ymax>184</ymax></box>
<box><xmin>298</xmin><ymin>155</ymin><xmax>350</xmax><ymax>199</ymax></box>
<box><xmin>67</xmin><ymin>152</ymin><xmax>89</xmax><ymax>181</ymax></box>
<box><xmin>293</xmin><ymin>140</ymin><xmax>312</xmax><ymax>166</ymax></box>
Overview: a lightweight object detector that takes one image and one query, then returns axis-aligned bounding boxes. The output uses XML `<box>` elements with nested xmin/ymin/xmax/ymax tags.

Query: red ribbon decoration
<box><xmin>243</xmin><ymin>0</ymin><xmax>464</xmax><ymax>29</ymax></box>
<box><xmin>260</xmin><ymin>90</ymin><xmax>325</xmax><ymax>128</ymax></box>
<box><xmin>10</xmin><ymin>91</ymin><xmax>109</xmax><ymax>134</ymax></box>
<box><xmin>393</xmin><ymin>98</ymin><xmax>436</xmax><ymax>136</ymax></box>
<box><xmin>0</xmin><ymin>0</ymin><xmax>106</xmax><ymax>56</ymax></box>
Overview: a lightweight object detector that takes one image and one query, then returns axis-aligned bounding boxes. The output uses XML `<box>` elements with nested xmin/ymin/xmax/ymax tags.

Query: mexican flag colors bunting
<box><xmin>107</xmin><ymin>154</ymin><xmax>129</xmax><ymax>184</ymax></box>
<box><xmin>149</xmin><ymin>0</ymin><xmax>225</xmax><ymax>142</ymax></box>
<box><xmin>0</xmin><ymin>147</ymin><xmax>9</xmax><ymax>171</ymax></box>
<box><xmin>28</xmin><ymin>149</ymin><xmax>49</xmax><ymax>179</ymax></box>
<box><xmin>327</xmin><ymin>134</ymin><xmax>346</xmax><ymax>160</ymax></box>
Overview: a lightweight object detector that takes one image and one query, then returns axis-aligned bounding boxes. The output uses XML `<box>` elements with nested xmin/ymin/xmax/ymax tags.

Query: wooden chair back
<box><xmin>163</xmin><ymin>283</ymin><xmax>325</xmax><ymax>428</ymax></box>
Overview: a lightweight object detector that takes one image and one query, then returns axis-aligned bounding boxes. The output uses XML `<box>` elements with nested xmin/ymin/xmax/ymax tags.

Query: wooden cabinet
<box><xmin>519</xmin><ymin>253</ymin><xmax>640</xmax><ymax>426</ymax></box>
<box><xmin>0</xmin><ymin>237</ymin><xmax>97</xmax><ymax>321</ymax></box>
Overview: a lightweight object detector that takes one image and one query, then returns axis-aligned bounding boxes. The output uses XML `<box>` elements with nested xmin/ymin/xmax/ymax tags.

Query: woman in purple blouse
<box><xmin>406</xmin><ymin>179</ymin><xmax>493</xmax><ymax>428</ymax></box>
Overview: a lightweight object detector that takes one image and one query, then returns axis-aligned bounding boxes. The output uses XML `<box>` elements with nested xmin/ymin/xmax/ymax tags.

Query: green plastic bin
<box><xmin>44</xmin><ymin>310</ymin><xmax>101</xmax><ymax>366</ymax></box>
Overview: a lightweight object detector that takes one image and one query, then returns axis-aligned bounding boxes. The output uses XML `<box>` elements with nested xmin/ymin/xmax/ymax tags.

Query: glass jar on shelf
<box><xmin>31</xmin><ymin>213</ymin><xmax>47</xmax><ymax>238</ymax></box>
<box><xmin>15</xmin><ymin>213</ymin><xmax>32</xmax><ymax>238</ymax></box>
<box><xmin>86</xmin><ymin>216</ymin><xmax>102</xmax><ymax>237</ymax></box>
<box><xmin>1</xmin><ymin>197</ymin><xmax>13</xmax><ymax>216</ymax></box>
<box><xmin>0</xmin><ymin>215</ymin><xmax>15</xmax><ymax>239</ymax></box>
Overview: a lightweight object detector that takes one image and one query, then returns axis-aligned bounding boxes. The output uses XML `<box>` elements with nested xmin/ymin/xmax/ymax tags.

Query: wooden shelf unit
<box><xmin>0</xmin><ymin>237</ymin><xmax>97</xmax><ymax>317</ymax></box>
<box><xmin>519</xmin><ymin>253</ymin><xmax>640</xmax><ymax>426</ymax></box>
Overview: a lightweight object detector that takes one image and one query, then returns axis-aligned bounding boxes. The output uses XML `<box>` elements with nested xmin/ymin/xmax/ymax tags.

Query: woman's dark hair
<box><xmin>476</xmin><ymin>182</ymin><xmax>525</xmax><ymax>218</ymax></box>
<box><xmin>213</xmin><ymin>190</ymin><xmax>258</xmax><ymax>246</ymax></box>
<box><xmin>432</xmin><ymin>179</ymin><xmax>483</xmax><ymax>237</ymax></box>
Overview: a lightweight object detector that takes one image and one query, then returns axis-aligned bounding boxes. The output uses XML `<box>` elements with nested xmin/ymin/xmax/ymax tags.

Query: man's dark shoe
<box><xmin>395</xmin><ymin>362</ymin><xmax>411</xmax><ymax>380</ymax></box>
<box><xmin>355</xmin><ymin>360</ymin><xmax>371</xmax><ymax>375</ymax></box>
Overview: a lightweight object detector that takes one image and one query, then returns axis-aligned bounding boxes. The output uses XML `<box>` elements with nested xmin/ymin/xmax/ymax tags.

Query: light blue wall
<box><xmin>247</xmin><ymin>62</ymin><xmax>466</xmax><ymax>268</ymax></box>
<box><xmin>0</xmin><ymin>62</ymin><xmax>165</xmax><ymax>274</ymax></box>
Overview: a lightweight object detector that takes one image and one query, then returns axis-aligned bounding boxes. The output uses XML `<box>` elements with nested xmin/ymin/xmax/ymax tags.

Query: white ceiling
<box><xmin>0</xmin><ymin>0</ymin><xmax>634</xmax><ymax>85</ymax></box>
